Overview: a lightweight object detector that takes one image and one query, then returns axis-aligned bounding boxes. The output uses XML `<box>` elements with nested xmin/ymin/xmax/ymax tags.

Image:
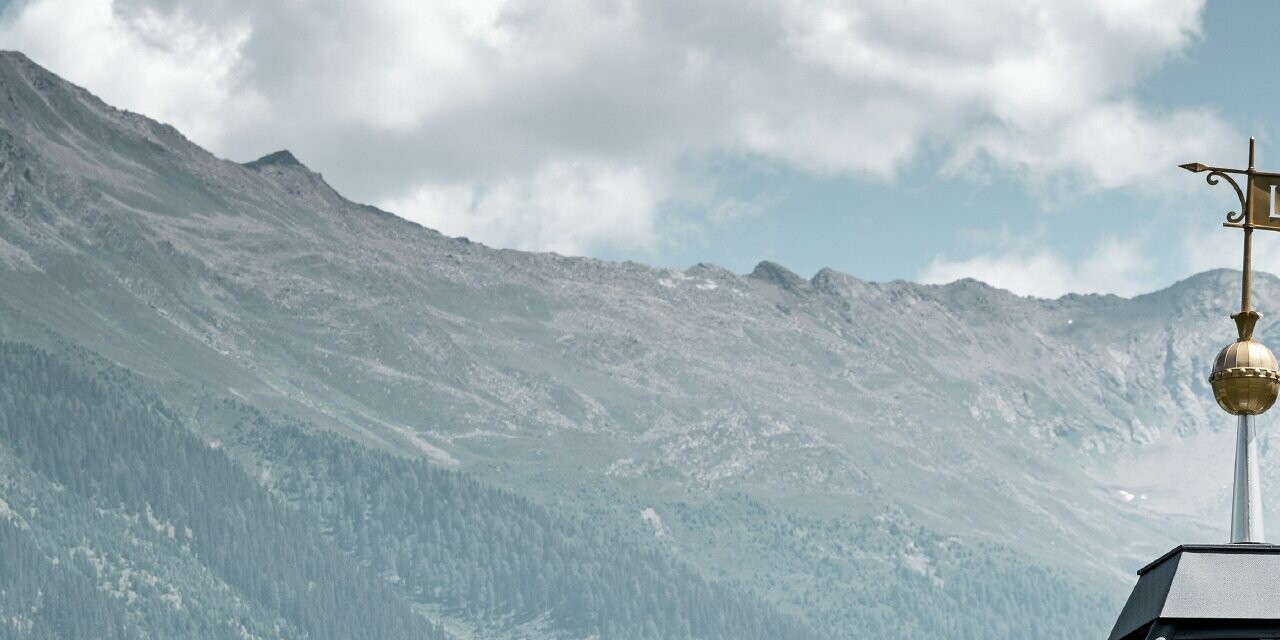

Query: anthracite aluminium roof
<box><xmin>1109</xmin><ymin>544</ymin><xmax>1280</xmax><ymax>640</ymax></box>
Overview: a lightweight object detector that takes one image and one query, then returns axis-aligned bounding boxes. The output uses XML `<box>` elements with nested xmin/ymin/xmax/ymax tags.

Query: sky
<box><xmin>0</xmin><ymin>0</ymin><xmax>1274</xmax><ymax>298</ymax></box>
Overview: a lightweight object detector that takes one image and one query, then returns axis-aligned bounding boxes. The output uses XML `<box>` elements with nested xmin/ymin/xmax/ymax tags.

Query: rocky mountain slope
<box><xmin>0</xmin><ymin>50</ymin><xmax>1266</xmax><ymax>637</ymax></box>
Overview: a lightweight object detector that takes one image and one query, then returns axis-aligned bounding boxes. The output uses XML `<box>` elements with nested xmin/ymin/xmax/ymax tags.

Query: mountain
<box><xmin>0</xmin><ymin>50</ymin><xmax>1263</xmax><ymax>637</ymax></box>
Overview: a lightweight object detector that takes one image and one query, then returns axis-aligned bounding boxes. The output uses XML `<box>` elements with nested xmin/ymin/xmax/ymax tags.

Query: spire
<box><xmin>1232</xmin><ymin>415</ymin><xmax>1265</xmax><ymax>543</ymax></box>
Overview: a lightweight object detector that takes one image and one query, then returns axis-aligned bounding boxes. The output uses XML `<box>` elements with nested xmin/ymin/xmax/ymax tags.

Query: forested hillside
<box><xmin>0</xmin><ymin>341</ymin><xmax>819</xmax><ymax>638</ymax></box>
<box><xmin>235</xmin><ymin>412</ymin><xmax>1111</xmax><ymax>638</ymax></box>
<box><xmin>0</xmin><ymin>342</ymin><xmax>443</xmax><ymax>638</ymax></box>
<box><xmin>0</xmin><ymin>338</ymin><xmax>1107</xmax><ymax>638</ymax></box>
<box><xmin>240</xmin><ymin>407</ymin><xmax>821</xmax><ymax>638</ymax></box>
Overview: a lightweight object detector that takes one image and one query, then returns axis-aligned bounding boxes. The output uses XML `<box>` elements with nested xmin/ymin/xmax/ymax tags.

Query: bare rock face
<box><xmin>0</xmin><ymin>50</ymin><xmax>1261</xmax><ymax>638</ymax></box>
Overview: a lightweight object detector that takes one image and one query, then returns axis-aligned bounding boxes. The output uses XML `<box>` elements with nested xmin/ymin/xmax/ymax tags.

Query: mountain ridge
<box><xmin>0</xmin><ymin>48</ymin><xmax>1243</xmax><ymax>307</ymax></box>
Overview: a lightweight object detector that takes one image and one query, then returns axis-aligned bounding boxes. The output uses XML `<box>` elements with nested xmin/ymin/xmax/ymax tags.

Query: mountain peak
<box><xmin>809</xmin><ymin>267</ymin><xmax>863</xmax><ymax>295</ymax></box>
<box><xmin>748</xmin><ymin>260</ymin><xmax>807</xmax><ymax>291</ymax></box>
<box><xmin>0</xmin><ymin>50</ymin><xmax>33</xmax><ymax>64</ymax></box>
<box><xmin>0</xmin><ymin>50</ymin><xmax>95</xmax><ymax>103</ymax></box>
<box><xmin>0</xmin><ymin>50</ymin><xmax>43</xmax><ymax>77</ymax></box>
<box><xmin>244</xmin><ymin>150</ymin><xmax>306</xmax><ymax>170</ymax></box>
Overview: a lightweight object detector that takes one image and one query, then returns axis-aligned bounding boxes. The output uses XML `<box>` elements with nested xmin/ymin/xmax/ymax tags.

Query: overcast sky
<box><xmin>0</xmin><ymin>0</ymin><xmax>1274</xmax><ymax>297</ymax></box>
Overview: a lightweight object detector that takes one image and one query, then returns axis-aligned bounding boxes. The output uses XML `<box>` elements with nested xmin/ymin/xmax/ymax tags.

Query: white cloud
<box><xmin>380</xmin><ymin>160</ymin><xmax>660</xmax><ymax>256</ymax></box>
<box><xmin>1181</xmin><ymin>222</ymin><xmax>1280</xmax><ymax>281</ymax></box>
<box><xmin>0</xmin><ymin>0</ymin><xmax>1231</xmax><ymax>259</ymax></box>
<box><xmin>948</xmin><ymin>101</ymin><xmax>1238</xmax><ymax>196</ymax></box>
<box><xmin>771</xmin><ymin>0</ymin><xmax>1235</xmax><ymax>190</ymax></box>
<box><xmin>919</xmin><ymin>237</ymin><xmax>1156</xmax><ymax>298</ymax></box>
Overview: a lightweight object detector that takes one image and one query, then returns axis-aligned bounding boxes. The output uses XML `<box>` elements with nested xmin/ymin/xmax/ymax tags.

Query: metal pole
<box><xmin>1243</xmin><ymin>137</ymin><xmax>1256</xmax><ymax>314</ymax></box>
<box><xmin>1231</xmin><ymin>413</ymin><xmax>1265</xmax><ymax>543</ymax></box>
<box><xmin>1244</xmin><ymin>227</ymin><xmax>1254</xmax><ymax>313</ymax></box>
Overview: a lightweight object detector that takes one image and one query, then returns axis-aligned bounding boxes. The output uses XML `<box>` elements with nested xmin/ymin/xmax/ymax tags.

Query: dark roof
<box><xmin>1110</xmin><ymin>544</ymin><xmax>1280</xmax><ymax>640</ymax></box>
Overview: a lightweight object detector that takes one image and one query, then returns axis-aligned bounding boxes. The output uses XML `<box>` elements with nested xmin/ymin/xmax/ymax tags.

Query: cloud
<box><xmin>919</xmin><ymin>237</ymin><xmax>1157</xmax><ymax>298</ymax></box>
<box><xmin>1181</xmin><ymin>223</ymin><xmax>1280</xmax><ymax>282</ymax></box>
<box><xmin>0</xmin><ymin>0</ymin><xmax>1231</xmax><ymax>259</ymax></box>
<box><xmin>947</xmin><ymin>101</ymin><xmax>1238</xmax><ymax>197</ymax></box>
<box><xmin>378</xmin><ymin>159</ymin><xmax>661</xmax><ymax>255</ymax></box>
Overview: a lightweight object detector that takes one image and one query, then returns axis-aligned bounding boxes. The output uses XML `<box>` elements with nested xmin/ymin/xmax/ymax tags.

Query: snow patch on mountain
<box><xmin>0</xmin><ymin>496</ymin><xmax>27</xmax><ymax>530</ymax></box>
<box><xmin>640</xmin><ymin>507</ymin><xmax>668</xmax><ymax>538</ymax></box>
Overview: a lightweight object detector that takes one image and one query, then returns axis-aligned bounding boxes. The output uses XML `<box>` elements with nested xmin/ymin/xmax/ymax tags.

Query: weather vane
<box><xmin>1182</xmin><ymin>137</ymin><xmax>1280</xmax><ymax>543</ymax></box>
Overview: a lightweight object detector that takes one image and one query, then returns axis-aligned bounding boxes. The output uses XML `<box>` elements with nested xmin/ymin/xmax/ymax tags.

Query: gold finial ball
<box><xmin>1210</xmin><ymin>336</ymin><xmax>1280</xmax><ymax>415</ymax></box>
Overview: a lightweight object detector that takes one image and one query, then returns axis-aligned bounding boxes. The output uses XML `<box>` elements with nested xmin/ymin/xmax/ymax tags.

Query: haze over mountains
<box><xmin>0</xmin><ymin>51</ymin><xmax>1269</xmax><ymax>638</ymax></box>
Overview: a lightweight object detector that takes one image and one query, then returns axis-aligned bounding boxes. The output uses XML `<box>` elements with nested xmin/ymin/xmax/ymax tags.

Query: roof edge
<box><xmin>1138</xmin><ymin>543</ymin><xmax>1280</xmax><ymax>576</ymax></box>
